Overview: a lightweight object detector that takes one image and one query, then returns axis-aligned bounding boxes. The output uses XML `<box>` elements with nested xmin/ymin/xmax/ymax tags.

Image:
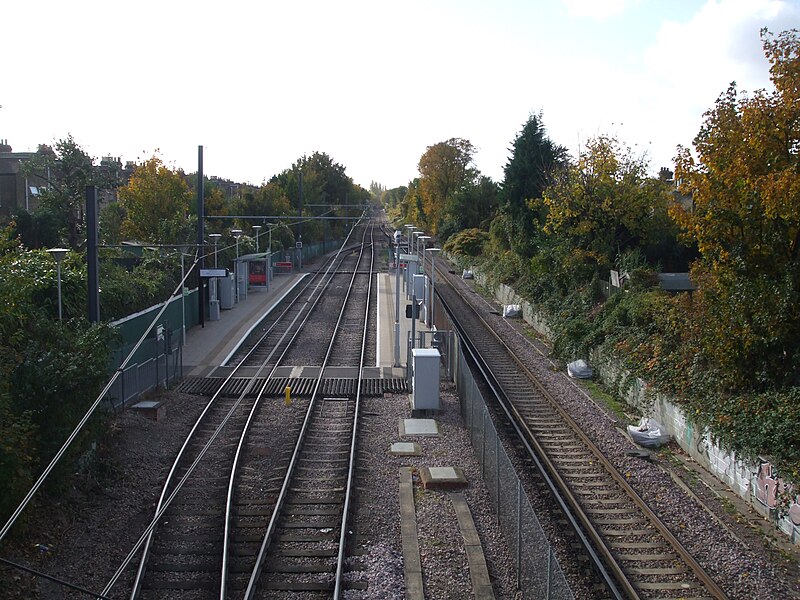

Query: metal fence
<box><xmin>454</xmin><ymin>339</ymin><xmax>575</xmax><ymax>599</ymax></box>
<box><xmin>103</xmin><ymin>338</ymin><xmax>183</xmax><ymax>412</ymax></box>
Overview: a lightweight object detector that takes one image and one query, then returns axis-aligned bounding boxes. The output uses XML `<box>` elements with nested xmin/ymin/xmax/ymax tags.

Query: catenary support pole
<box><xmin>197</xmin><ymin>145</ymin><xmax>205</xmax><ymax>328</ymax></box>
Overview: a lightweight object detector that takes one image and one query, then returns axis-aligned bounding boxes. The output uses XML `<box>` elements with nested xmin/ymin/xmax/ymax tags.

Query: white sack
<box><xmin>567</xmin><ymin>359</ymin><xmax>593</xmax><ymax>379</ymax></box>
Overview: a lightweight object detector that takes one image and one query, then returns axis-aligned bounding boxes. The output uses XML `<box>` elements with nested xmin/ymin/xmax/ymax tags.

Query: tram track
<box><xmin>101</xmin><ymin>218</ymin><xmax>375</xmax><ymax>599</ymax></box>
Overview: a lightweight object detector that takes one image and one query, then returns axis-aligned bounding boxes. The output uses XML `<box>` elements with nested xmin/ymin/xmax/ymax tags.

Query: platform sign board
<box><xmin>200</xmin><ymin>268</ymin><xmax>228</xmax><ymax>278</ymax></box>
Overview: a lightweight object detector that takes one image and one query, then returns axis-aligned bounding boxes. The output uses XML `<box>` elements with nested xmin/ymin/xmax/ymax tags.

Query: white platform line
<box><xmin>220</xmin><ymin>274</ymin><xmax>309</xmax><ymax>366</ymax></box>
<box><xmin>375</xmin><ymin>273</ymin><xmax>381</xmax><ymax>367</ymax></box>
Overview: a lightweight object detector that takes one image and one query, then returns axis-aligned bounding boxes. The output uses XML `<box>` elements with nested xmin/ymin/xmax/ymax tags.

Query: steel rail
<box><xmin>117</xmin><ymin>227</ymin><xmax>359</xmax><ymax>599</ymax></box>
<box><xmin>333</xmin><ymin>223</ymin><xmax>375</xmax><ymax>597</ymax></box>
<box><xmin>242</xmin><ymin>217</ymin><xmax>370</xmax><ymax>598</ymax></box>
<box><xmin>435</xmin><ymin>260</ymin><xmax>727</xmax><ymax>599</ymax></box>
<box><xmin>220</xmin><ymin>219</ymin><xmax>367</xmax><ymax>598</ymax></box>
<box><xmin>437</xmin><ymin>288</ymin><xmax>627</xmax><ymax>599</ymax></box>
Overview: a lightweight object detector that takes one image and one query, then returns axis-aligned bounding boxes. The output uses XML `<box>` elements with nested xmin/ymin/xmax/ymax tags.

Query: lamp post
<box><xmin>394</xmin><ymin>234</ymin><xmax>401</xmax><ymax>368</ymax></box>
<box><xmin>267</xmin><ymin>224</ymin><xmax>275</xmax><ymax>289</ymax></box>
<box><xmin>418</xmin><ymin>235</ymin><xmax>430</xmax><ymax>272</ymax></box>
<box><xmin>209</xmin><ymin>233</ymin><xmax>222</xmax><ymax>268</ymax></box>
<box><xmin>411</xmin><ymin>231</ymin><xmax>421</xmax><ymax>293</ymax></box>
<box><xmin>48</xmin><ymin>248</ymin><xmax>69</xmax><ymax>320</ymax></box>
<box><xmin>179</xmin><ymin>245</ymin><xmax>191</xmax><ymax>346</ymax></box>
<box><xmin>404</xmin><ymin>224</ymin><xmax>414</xmax><ymax>253</ymax></box>
<box><xmin>231</xmin><ymin>229</ymin><xmax>242</xmax><ymax>303</ymax></box>
<box><xmin>252</xmin><ymin>225</ymin><xmax>262</xmax><ymax>253</ymax></box>
<box><xmin>403</xmin><ymin>225</ymin><xmax>416</xmax><ymax>298</ymax></box>
<box><xmin>428</xmin><ymin>248</ymin><xmax>441</xmax><ymax>328</ymax></box>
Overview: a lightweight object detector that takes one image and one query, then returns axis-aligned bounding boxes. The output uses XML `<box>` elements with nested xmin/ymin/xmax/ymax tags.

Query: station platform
<box><xmin>181</xmin><ymin>267</ymin><xmax>431</xmax><ymax>379</ymax></box>
<box><xmin>183</xmin><ymin>274</ymin><xmax>306</xmax><ymax>378</ymax></box>
<box><xmin>376</xmin><ymin>270</ymin><xmax>431</xmax><ymax>372</ymax></box>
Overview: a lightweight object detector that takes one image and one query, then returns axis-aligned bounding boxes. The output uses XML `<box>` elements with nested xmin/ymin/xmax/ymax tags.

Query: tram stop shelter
<box><xmin>233</xmin><ymin>252</ymin><xmax>271</xmax><ymax>302</ymax></box>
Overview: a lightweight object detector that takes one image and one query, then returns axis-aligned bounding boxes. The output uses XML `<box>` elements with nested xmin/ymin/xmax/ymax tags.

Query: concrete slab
<box><xmin>131</xmin><ymin>400</ymin><xmax>165</xmax><ymax>421</ymax></box>
<box><xmin>450</xmin><ymin>493</ymin><xmax>495</xmax><ymax>599</ymax></box>
<box><xmin>399</xmin><ymin>418</ymin><xmax>439</xmax><ymax>437</ymax></box>
<box><xmin>419</xmin><ymin>466</ymin><xmax>468</xmax><ymax>490</ymax></box>
<box><xmin>390</xmin><ymin>442</ymin><xmax>422</xmax><ymax>456</ymax></box>
<box><xmin>399</xmin><ymin>467</ymin><xmax>424</xmax><ymax>600</ymax></box>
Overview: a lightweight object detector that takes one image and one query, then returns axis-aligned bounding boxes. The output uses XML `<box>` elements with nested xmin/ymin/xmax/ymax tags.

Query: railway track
<box><xmin>96</xmin><ymin>218</ymin><xmax>376</xmax><ymax>599</ymax></box>
<box><xmin>431</xmin><ymin>259</ymin><xmax>728</xmax><ymax>600</ymax></box>
<box><xmin>240</xmin><ymin>223</ymin><xmax>375</xmax><ymax>597</ymax></box>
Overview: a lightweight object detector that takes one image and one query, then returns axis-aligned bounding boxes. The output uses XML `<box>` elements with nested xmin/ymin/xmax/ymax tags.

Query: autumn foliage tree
<box><xmin>543</xmin><ymin>135</ymin><xmax>672</xmax><ymax>274</ymax></box>
<box><xmin>673</xmin><ymin>28</ymin><xmax>800</xmax><ymax>389</ymax></box>
<box><xmin>119</xmin><ymin>157</ymin><xmax>194</xmax><ymax>244</ymax></box>
<box><xmin>417</xmin><ymin>138</ymin><xmax>477</xmax><ymax>234</ymax></box>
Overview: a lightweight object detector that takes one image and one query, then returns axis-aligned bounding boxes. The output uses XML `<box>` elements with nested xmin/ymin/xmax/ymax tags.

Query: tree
<box><xmin>543</xmin><ymin>135</ymin><xmax>671</xmax><ymax>273</ymax></box>
<box><xmin>673</xmin><ymin>28</ymin><xmax>800</xmax><ymax>389</ymax></box>
<box><xmin>499</xmin><ymin>113</ymin><xmax>568</xmax><ymax>257</ymax></box>
<box><xmin>438</xmin><ymin>176</ymin><xmax>499</xmax><ymax>241</ymax></box>
<box><xmin>0</xmin><ymin>245</ymin><xmax>114</xmax><ymax>522</ymax></box>
<box><xmin>119</xmin><ymin>157</ymin><xmax>194</xmax><ymax>243</ymax></box>
<box><xmin>417</xmin><ymin>138</ymin><xmax>477</xmax><ymax>234</ymax></box>
<box><xmin>20</xmin><ymin>136</ymin><xmax>112</xmax><ymax>249</ymax></box>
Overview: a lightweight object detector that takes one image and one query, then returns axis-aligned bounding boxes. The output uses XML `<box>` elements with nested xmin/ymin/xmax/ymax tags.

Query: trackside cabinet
<box><xmin>411</xmin><ymin>348</ymin><xmax>441</xmax><ymax>410</ymax></box>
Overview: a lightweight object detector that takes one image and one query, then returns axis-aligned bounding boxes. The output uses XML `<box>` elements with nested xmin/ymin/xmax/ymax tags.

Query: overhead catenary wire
<box><xmin>0</xmin><ymin>248</ymin><xmax>200</xmax><ymax>547</ymax></box>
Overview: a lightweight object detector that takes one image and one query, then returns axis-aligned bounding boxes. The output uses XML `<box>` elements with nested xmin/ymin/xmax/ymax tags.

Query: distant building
<box><xmin>659</xmin><ymin>167</ymin><xmax>693</xmax><ymax>212</ymax></box>
<box><xmin>0</xmin><ymin>141</ymin><xmax>133</xmax><ymax>222</ymax></box>
<box><xmin>0</xmin><ymin>140</ymin><xmax>48</xmax><ymax>218</ymax></box>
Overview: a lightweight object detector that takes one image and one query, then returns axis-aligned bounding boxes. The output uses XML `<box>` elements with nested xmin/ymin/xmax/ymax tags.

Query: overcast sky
<box><xmin>2</xmin><ymin>0</ymin><xmax>797</xmax><ymax>190</ymax></box>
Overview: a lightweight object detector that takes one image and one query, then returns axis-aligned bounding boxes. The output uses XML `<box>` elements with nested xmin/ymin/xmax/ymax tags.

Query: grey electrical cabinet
<box><xmin>219</xmin><ymin>274</ymin><xmax>235</xmax><ymax>309</ymax></box>
<box><xmin>411</xmin><ymin>348</ymin><xmax>441</xmax><ymax>411</ymax></box>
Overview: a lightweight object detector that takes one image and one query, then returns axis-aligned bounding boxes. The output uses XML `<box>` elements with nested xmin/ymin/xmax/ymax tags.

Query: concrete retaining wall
<box><xmin>471</xmin><ymin>265</ymin><xmax>800</xmax><ymax>544</ymax></box>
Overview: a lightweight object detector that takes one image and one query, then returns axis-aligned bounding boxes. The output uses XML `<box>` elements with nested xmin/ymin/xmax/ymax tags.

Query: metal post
<box><xmin>197</xmin><ymin>146</ymin><xmax>205</xmax><ymax>328</ymax></box>
<box><xmin>210</xmin><ymin>233</ymin><xmax>221</xmax><ymax>268</ymax></box>
<box><xmin>298</xmin><ymin>171</ymin><xmax>303</xmax><ymax>269</ymax></box>
<box><xmin>180</xmin><ymin>252</ymin><xmax>186</xmax><ymax>346</ymax></box>
<box><xmin>47</xmin><ymin>248</ymin><xmax>68</xmax><ymax>320</ymax></box>
<box><xmin>411</xmin><ymin>292</ymin><xmax>417</xmax><ymax>351</ymax></box>
<box><xmin>428</xmin><ymin>248</ymin><xmax>440</xmax><ymax>329</ymax></box>
<box><xmin>253</xmin><ymin>225</ymin><xmax>261</xmax><ymax>253</ymax></box>
<box><xmin>232</xmin><ymin>229</ymin><xmax>242</xmax><ymax>303</ymax></box>
<box><xmin>86</xmin><ymin>186</ymin><xmax>100</xmax><ymax>323</ymax></box>
<box><xmin>394</xmin><ymin>240</ymin><xmax>401</xmax><ymax>368</ymax></box>
<box><xmin>56</xmin><ymin>260</ymin><xmax>63</xmax><ymax>320</ymax></box>
<box><xmin>268</xmin><ymin>226</ymin><xmax>273</xmax><ymax>289</ymax></box>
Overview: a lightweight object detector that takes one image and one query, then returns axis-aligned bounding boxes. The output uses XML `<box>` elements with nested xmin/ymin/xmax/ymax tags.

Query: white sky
<box><xmin>2</xmin><ymin>0</ymin><xmax>797</xmax><ymax>190</ymax></box>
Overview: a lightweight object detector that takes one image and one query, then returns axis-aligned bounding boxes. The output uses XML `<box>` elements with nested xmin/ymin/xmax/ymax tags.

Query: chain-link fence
<box><xmin>103</xmin><ymin>335</ymin><xmax>183</xmax><ymax>411</ymax></box>
<box><xmin>455</xmin><ymin>341</ymin><xmax>575</xmax><ymax>599</ymax></box>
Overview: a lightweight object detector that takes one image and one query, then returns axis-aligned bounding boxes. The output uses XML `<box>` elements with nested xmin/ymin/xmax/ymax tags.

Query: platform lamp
<box><xmin>47</xmin><ymin>248</ymin><xmax>69</xmax><ymax>320</ymax></box>
<box><xmin>412</xmin><ymin>230</ymin><xmax>422</xmax><ymax>268</ymax></box>
<box><xmin>231</xmin><ymin>229</ymin><xmax>242</xmax><ymax>303</ymax></box>
<box><xmin>404</xmin><ymin>224</ymin><xmax>415</xmax><ymax>252</ymax></box>
<box><xmin>394</xmin><ymin>229</ymin><xmax>402</xmax><ymax>368</ymax></box>
<box><xmin>252</xmin><ymin>225</ymin><xmax>262</xmax><ymax>253</ymax></box>
<box><xmin>418</xmin><ymin>236</ymin><xmax>431</xmax><ymax>274</ymax></box>
<box><xmin>427</xmin><ymin>248</ymin><xmax>441</xmax><ymax>329</ymax></box>
<box><xmin>267</xmin><ymin>223</ymin><xmax>276</xmax><ymax>289</ymax></box>
<box><xmin>178</xmin><ymin>244</ymin><xmax>192</xmax><ymax>346</ymax></box>
<box><xmin>209</xmin><ymin>233</ymin><xmax>222</xmax><ymax>268</ymax></box>
<box><xmin>403</xmin><ymin>225</ymin><xmax>415</xmax><ymax>295</ymax></box>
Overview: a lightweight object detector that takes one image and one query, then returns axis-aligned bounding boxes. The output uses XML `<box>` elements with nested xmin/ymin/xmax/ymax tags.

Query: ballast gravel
<box><xmin>2</xmin><ymin>270</ymin><xmax>800</xmax><ymax>599</ymax></box>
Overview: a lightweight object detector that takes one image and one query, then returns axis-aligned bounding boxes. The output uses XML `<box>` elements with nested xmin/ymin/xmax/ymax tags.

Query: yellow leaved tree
<box><xmin>673</xmin><ymin>28</ymin><xmax>800</xmax><ymax>389</ymax></box>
